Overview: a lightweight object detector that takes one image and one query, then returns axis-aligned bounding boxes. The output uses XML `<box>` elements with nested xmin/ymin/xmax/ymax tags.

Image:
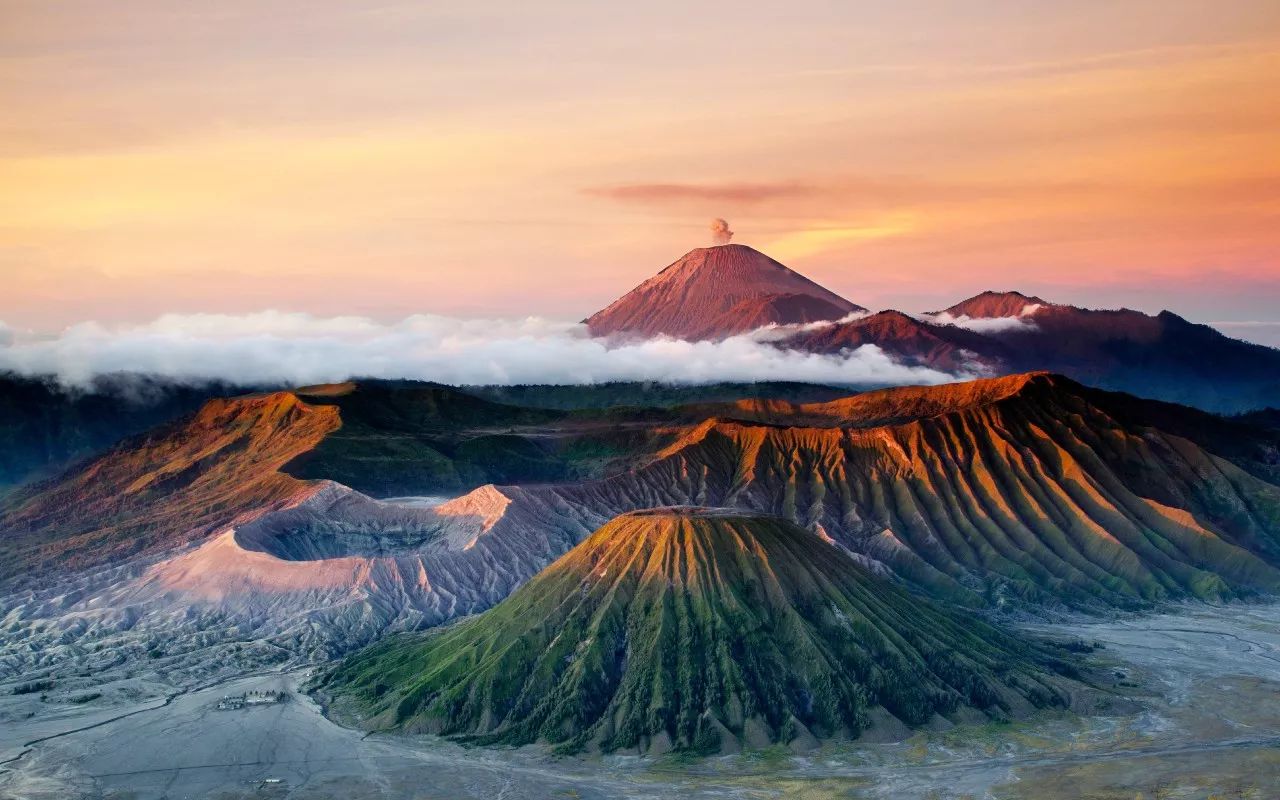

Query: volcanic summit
<box><xmin>585</xmin><ymin>243</ymin><xmax>864</xmax><ymax>341</ymax></box>
<box><xmin>936</xmin><ymin>290</ymin><xmax>1050</xmax><ymax>319</ymax></box>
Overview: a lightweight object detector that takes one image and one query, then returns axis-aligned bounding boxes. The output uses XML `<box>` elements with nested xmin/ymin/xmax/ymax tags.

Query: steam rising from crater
<box><xmin>710</xmin><ymin>218</ymin><xmax>734</xmax><ymax>245</ymax></box>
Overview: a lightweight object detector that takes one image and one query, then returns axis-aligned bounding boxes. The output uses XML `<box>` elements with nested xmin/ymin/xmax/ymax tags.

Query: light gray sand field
<box><xmin>2</xmin><ymin>603</ymin><xmax>1277</xmax><ymax>799</ymax></box>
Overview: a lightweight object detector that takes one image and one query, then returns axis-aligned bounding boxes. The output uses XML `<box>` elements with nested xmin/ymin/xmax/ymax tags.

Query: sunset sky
<box><xmin>2</xmin><ymin>1</ymin><xmax>1278</xmax><ymax>344</ymax></box>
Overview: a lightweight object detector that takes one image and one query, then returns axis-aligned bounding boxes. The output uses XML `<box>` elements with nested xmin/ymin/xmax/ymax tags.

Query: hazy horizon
<box><xmin>2</xmin><ymin>245</ymin><xmax>1277</xmax><ymax>348</ymax></box>
<box><xmin>2</xmin><ymin>1</ymin><xmax>1277</xmax><ymax>345</ymax></box>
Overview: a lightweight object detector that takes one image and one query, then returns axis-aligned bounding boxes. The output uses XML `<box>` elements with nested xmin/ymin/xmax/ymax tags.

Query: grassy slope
<box><xmin>280</xmin><ymin>382</ymin><xmax>559</xmax><ymax>494</ymax></box>
<box><xmin>324</xmin><ymin>510</ymin><xmax>1075</xmax><ymax>754</ymax></box>
<box><xmin>279</xmin><ymin>382</ymin><xmax>684</xmax><ymax>495</ymax></box>
<box><xmin>465</xmin><ymin>381</ymin><xmax>854</xmax><ymax>410</ymax></box>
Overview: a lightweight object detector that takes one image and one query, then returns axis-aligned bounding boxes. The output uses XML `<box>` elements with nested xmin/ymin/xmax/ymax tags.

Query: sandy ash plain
<box><xmin>2</xmin><ymin>539</ymin><xmax>1277</xmax><ymax>800</ymax></box>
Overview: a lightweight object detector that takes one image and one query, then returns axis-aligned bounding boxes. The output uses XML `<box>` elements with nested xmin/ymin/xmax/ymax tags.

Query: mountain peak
<box><xmin>863</xmin><ymin>308</ymin><xmax>917</xmax><ymax>323</ymax></box>
<box><xmin>938</xmin><ymin>290</ymin><xmax>1052</xmax><ymax>319</ymax></box>
<box><xmin>586</xmin><ymin>244</ymin><xmax>864</xmax><ymax>340</ymax></box>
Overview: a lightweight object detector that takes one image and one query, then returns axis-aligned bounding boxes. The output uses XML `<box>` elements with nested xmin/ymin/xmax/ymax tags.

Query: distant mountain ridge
<box><xmin>935</xmin><ymin>292</ymin><xmax>1280</xmax><ymax>412</ymax></box>
<box><xmin>584</xmin><ymin>246</ymin><xmax>1278</xmax><ymax>411</ymax></box>
<box><xmin>777</xmin><ymin>290</ymin><xmax>1279</xmax><ymax>412</ymax></box>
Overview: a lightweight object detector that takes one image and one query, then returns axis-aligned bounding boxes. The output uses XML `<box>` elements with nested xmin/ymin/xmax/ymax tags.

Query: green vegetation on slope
<box><xmin>279</xmin><ymin>381</ymin><xmax>681</xmax><ymax>495</ymax></box>
<box><xmin>466</xmin><ymin>381</ymin><xmax>855</xmax><ymax>410</ymax></box>
<box><xmin>322</xmin><ymin>509</ymin><xmax>1075</xmax><ymax>754</ymax></box>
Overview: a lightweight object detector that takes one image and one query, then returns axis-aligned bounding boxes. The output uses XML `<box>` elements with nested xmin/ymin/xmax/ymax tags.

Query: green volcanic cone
<box><xmin>322</xmin><ymin>508</ymin><xmax>1076</xmax><ymax>754</ymax></box>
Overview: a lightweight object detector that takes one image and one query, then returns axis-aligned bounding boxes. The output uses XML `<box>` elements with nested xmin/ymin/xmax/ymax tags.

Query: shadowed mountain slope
<box><xmin>918</xmin><ymin>292</ymin><xmax>1280</xmax><ymax>412</ymax></box>
<box><xmin>321</xmin><ymin>509</ymin><xmax>1076</xmax><ymax>754</ymax></box>
<box><xmin>778</xmin><ymin>310</ymin><xmax>1011</xmax><ymax>373</ymax></box>
<box><xmin>0</xmin><ymin>372</ymin><xmax>250</xmax><ymax>492</ymax></box>
<box><xmin>1004</xmin><ymin>306</ymin><xmax>1280</xmax><ymax>412</ymax></box>
<box><xmin>278</xmin><ymin>381</ymin><xmax>571</xmax><ymax>495</ymax></box>
<box><xmin>720</xmin><ymin>288</ymin><xmax>1279</xmax><ymax>413</ymax></box>
<box><xmin>465</xmin><ymin>380</ymin><xmax>854</xmax><ymax>410</ymax></box>
<box><xmin>585</xmin><ymin>244</ymin><xmax>864</xmax><ymax>340</ymax></box>
<box><xmin>0</xmin><ymin>392</ymin><xmax>339</xmax><ymax>579</ymax></box>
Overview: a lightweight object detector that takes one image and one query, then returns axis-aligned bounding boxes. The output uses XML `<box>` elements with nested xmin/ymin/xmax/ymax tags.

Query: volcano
<box><xmin>321</xmin><ymin>508</ymin><xmax>1074</xmax><ymax>754</ymax></box>
<box><xmin>585</xmin><ymin>243</ymin><xmax>864</xmax><ymax>340</ymax></box>
<box><xmin>935</xmin><ymin>290</ymin><xmax>1050</xmax><ymax>319</ymax></box>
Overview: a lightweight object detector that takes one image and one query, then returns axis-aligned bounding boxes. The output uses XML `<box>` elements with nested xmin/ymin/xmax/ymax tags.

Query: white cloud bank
<box><xmin>0</xmin><ymin>312</ymin><xmax>974</xmax><ymax>388</ymax></box>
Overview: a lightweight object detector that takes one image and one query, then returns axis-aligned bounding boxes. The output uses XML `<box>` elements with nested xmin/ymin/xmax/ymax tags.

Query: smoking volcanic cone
<box><xmin>320</xmin><ymin>508</ymin><xmax>1076</xmax><ymax>754</ymax></box>
<box><xmin>585</xmin><ymin>243</ymin><xmax>864</xmax><ymax>340</ymax></box>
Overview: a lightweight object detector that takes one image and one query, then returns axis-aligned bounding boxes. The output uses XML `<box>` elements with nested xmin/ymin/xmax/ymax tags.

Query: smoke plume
<box><xmin>710</xmin><ymin>218</ymin><xmax>734</xmax><ymax>245</ymax></box>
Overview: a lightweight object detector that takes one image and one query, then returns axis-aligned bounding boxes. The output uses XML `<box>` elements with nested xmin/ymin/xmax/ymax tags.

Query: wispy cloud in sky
<box><xmin>585</xmin><ymin>182</ymin><xmax>816</xmax><ymax>205</ymax></box>
<box><xmin>1</xmin><ymin>1</ymin><xmax>1277</xmax><ymax>331</ymax></box>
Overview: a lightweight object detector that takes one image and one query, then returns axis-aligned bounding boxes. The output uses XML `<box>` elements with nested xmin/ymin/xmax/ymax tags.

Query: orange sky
<box><xmin>1</xmin><ymin>1</ymin><xmax>1277</xmax><ymax>338</ymax></box>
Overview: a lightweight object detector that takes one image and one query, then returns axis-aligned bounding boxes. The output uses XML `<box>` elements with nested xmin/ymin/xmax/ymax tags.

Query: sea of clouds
<box><xmin>0</xmin><ymin>312</ymin><xmax>979</xmax><ymax>389</ymax></box>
